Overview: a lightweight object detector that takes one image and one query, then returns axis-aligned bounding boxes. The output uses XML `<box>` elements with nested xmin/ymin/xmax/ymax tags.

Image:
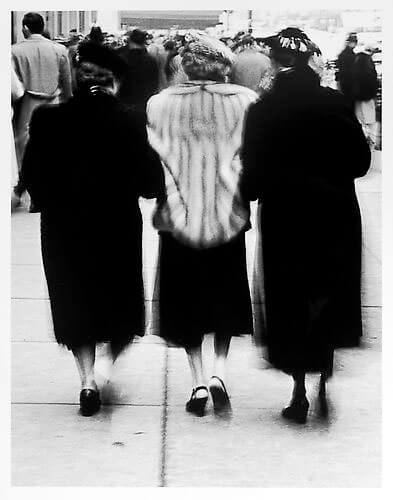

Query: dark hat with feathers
<box><xmin>262</xmin><ymin>27</ymin><xmax>321</xmax><ymax>59</ymax></box>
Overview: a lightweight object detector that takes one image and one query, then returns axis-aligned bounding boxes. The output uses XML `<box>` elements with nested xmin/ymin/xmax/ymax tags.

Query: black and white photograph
<box><xmin>3</xmin><ymin>0</ymin><xmax>390</xmax><ymax>493</ymax></box>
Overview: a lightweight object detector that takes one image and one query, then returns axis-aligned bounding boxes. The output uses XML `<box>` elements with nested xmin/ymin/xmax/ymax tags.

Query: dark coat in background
<box><xmin>242</xmin><ymin>66</ymin><xmax>371</xmax><ymax>375</ymax></box>
<box><xmin>335</xmin><ymin>46</ymin><xmax>357</xmax><ymax>107</ymax></box>
<box><xmin>22</xmin><ymin>91</ymin><xmax>164</xmax><ymax>350</ymax></box>
<box><xmin>352</xmin><ymin>51</ymin><xmax>379</xmax><ymax>102</ymax></box>
<box><xmin>116</xmin><ymin>47</ymin><xmax>159</xmax><ymax>111</ymax></box>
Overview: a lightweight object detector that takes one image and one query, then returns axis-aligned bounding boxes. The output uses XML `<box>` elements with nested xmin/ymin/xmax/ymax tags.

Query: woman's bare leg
<box><xmin>212</xmin><ymin>334</ymin><xmax>231</xmax><ymax>382</ymax></box>
<box><xmin>72</xmin><ymin>342</ymin><xmax>97</xmax><ymax>391</ymax></box>
<box><xmin>185</xmin><ymin>344</ymin><xmax>208</xmax><ymax>397</ymax></box>
<box><xmin>292</xmin><ymin>371</ymin><xmax>306</xmax><ymax>401</ymax></box>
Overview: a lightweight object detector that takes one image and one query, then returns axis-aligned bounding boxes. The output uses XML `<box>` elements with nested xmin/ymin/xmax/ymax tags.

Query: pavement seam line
<box><xmin>159</xmin><ymin>345</ymin><xmax>169</xmax><ymax>487</ymax></box>
<box><xmin>11</xmin><ymin>402</ymin><xmax>163</xmax><ymax>407</ymax></box>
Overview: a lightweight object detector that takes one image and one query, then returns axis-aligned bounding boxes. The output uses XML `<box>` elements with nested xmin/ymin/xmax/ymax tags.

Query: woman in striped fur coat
<box><xmin>147</xmin><ymin>33</ymin><xmax>258</xmax><ymax>416</ymax></box>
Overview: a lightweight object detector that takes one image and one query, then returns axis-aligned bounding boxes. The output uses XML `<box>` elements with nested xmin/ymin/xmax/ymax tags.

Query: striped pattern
<box><xmin>147</xmin><ymin>81</ymin><xmax>258</xmax><ymax>248</ymax></box>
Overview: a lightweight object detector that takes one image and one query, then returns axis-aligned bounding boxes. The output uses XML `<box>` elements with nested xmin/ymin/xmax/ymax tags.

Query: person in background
<box><xmin>11</xmin><ymin>67</ymin><xmax>24</xmax><ymax>211</ymax></box>
<box><xmin>148</xmin><ymin>36</ymin><xmax>170</xmax><ymax>91</ymax></box>
<box><xmin>21</xmin><ymin>42</ymin><xmax>164</xmax><ymax>417</ymax></box>
<box><xmin>163</xmin><ymin>40</ymin><xmax>180</xmax><ymax>87</ymax></box>
<box><xmin>242</xmin><ymin>27</ymin><xmax>371</xmax><ymax>424</ymax></box>
<box><xmin>145</xmin><ymin>32</ymin><xmax>154</xmax><ymax>47</ymax></box>
<box><xmin>147</xmin><ymin>33</ymin><xmax>257</xmax><ymax>417</ymax></box>
<box><xmin>352</xmin><ymin>44</ymin><xmax>379</xmax><ymax>149</ymax></box>
<box><xmin>230</xmin><ymin>35</ymin><xmax>271</xmax><ymax>93</ymax></box>
<box><xmin>117</xmin><ymin>29</ymin><xmax>159</xmax><ymax>113</ymax></box>
<box><xmin>67</xmin><ymin>29</ymin><xmax>82</xmax><ymax>92</ymax></box>
<box><xmin>87</xmin><ymin>26</ymin><xmax>105</xmax><ymax>45</ymax></box>
<box><xmin>335</xmin><ymin>32</ymin><xmax>358</xmax><ymax>109</ymax></box>
<box><xmin>12</xmin><ymin>12</ymin><xmax>72</xmax><ymax>205</ymax></box>
<box><xmin>67</xmin><ymin>29</ymin><xmax>81</xmax><ymax>54</ymax></box>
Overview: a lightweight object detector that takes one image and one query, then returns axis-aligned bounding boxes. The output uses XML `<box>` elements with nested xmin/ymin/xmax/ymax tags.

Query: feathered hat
<box><xmin>262</xmin><ymin>27</ymin><xmax>321</xmax><ymax>65</ymax></box>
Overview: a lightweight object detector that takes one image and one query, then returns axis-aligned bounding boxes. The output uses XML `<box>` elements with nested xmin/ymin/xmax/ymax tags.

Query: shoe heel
<box><xmin>186</xmin><ymin>396</ymin><xmax>208</xmax><ymax>417</ymax></box>
<box><xmin>282</xmin><ymin>398</ymin><xmax>309</xmax><ymax>424</ymax></box>
<box><xmin>209</xmin><ymin>377</ymin><xmax>231</xmax><ymax>412</ymax></box>
<box><xmin>79</xmin><ymin>389</ymin><xmax>101</xmax><ymax>417</ymax></box>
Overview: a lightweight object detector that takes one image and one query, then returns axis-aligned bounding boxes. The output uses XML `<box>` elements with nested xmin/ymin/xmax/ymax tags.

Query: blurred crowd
<box><xmin>53</xmin><ymin>25</ymin><xmax>382</xmax><ymax>97</ymax></box>
<box><xmin>11</xmin><ymin>16</ymin><xmax>381</xmax><ymax>212</ymax></box>
<box><xmin>63</xmin><ymin>25</ymin><xmax>382</xmax><ymax>144</ymax></box>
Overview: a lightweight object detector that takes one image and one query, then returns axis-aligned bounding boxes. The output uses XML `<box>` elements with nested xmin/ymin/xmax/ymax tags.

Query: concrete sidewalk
<box><xmin>11</xmin><ymin>169</ymin><xmax>381</xmax><ymax>487</ymax></box>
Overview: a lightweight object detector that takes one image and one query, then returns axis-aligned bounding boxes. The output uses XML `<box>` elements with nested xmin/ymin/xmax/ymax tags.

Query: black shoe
<box><xmin>185</xmin><ymin>386</ymin><xmax>208</xmax><ymax>417</ymax></box>
<box><xmin>282</xmin><ymin>397</ymin><xmax>309</xmax><ymax>424</ymax></box>
<box><xmin>209</xmin><ymin>376</ymin><xmax>231</xmax><ymax>413</ymax></box>
<box><xmin>79</xmin><ymin>389</ymin><xmax>101</xmax><ymax>417</ymax></box>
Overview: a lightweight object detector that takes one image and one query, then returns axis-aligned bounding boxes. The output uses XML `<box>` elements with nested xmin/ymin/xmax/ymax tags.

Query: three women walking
<box><xmin>21</xmin><ymin>28</ymin><xmax>371</xmax><ymax>422</ymax></box>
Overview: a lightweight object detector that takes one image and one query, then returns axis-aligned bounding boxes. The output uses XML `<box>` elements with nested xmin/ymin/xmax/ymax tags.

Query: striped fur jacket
<box><xmin>146</xmin><ymin>81</ymin><xmax>258</xmax><ymax>248</ymax></box>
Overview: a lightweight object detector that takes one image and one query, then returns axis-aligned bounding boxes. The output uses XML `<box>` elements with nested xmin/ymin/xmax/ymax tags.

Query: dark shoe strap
<box><xmin>193</xmin><ymin>385</ymin><xmax>208</xmax><ymax>393</ymax></box>
<box><xmin>210</xmin><ymin>376</ymin><xmax>228</xmax><ymax>394</ymax></box>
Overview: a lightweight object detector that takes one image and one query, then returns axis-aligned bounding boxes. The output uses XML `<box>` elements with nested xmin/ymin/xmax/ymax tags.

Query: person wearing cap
<box><xmin>116</xmin><ymin>28</ymin><xmax>159</xmax><ymax>113</ymax></box>
<box><xmin>20</xmin><ymin>41</ymin><xmax>164</xmax><ymax>417</ymax></box>
<box><xmin>335</xmin><ymin>32</ymin><xmax>358</xmax><ymax>108</ymax></box>
<box><xmin>242</xmin><ymin>27</ymin><xmax>371</xmax><ymax>424</ymax></box>
<box><xmin>147</xmin><ymin>33</ymin><xmax>258</xmax><ymax>417</ymax></box>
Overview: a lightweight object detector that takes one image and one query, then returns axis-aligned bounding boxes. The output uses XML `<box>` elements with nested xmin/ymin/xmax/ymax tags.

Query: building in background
<box><xmin>11</xmin><ymin>9</ymin><xmax>381</xmax><ymax>45</ymax></box>
<box><xmin>11</xmin><ymin>11</ymin><xmax>98</xmax><ymax>43</ymax></box>
<box><xmin>119</xmin><ymin>10</ymin><xmax>221</xmax><ymax>31</ymax></box>
<box><xmin>219</xmin><ymin>9</ymin><xmax>382</xmax><ymax>37</ymax></box>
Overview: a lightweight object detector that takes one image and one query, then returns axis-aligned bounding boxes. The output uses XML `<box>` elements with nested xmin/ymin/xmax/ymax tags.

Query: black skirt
<box><xmin>156</xmin><ymin>231</ymin><xmax>253</xmax><ymax>348</ymax></box>
<box><xmin>256</xmin><ymin>190</ymin><xmax>363</xmax><ymax>377</ymax></box>
<box><xmin>41</xmin><ymin>212</ymin><xmax>145</xmax><ymax>350</ymax></box>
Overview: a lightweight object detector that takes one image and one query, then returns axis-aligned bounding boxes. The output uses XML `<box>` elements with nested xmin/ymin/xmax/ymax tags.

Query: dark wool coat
<box><xmin>21</xmin><ymin>90</ymin><xmax>164</xmax><ymax>350</ymax></box>
<box><xmin>241</xmin><ymin>66</ymin><xmax>371</xmax><ymax>375</ymax></box>
<box><xmin>352</xmin><ymin>52</ymin><xmax>379</xmax><ymax>102</ymax></box>
<box><xmin>335</xmin><ymin>46</ymin><xmax>357</xmax><ymax>106</ymax></box>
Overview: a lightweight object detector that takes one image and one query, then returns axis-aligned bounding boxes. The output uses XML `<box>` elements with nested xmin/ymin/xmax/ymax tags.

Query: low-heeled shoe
<box><xmin>80</xmin><ymin>389</ymin><xmax>101</xmax><ymax>417</ymax></box>
<box><xmin>185</xmin><ymin>386</ymin><xmax>208</xmax><ymax>417</ymax></box>
<box><xmin>282</xmin><ymin>397</ymin><xmax>309</xmax><ymax>424</ymax></box>
<box><xmin>209</xmin><ymin>376</ymin><xmax>231</xmax><ymax>412</ymax></box>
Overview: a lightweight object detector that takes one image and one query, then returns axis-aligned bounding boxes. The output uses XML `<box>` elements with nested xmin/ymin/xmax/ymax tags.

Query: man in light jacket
<box><xmin>12</xmin><ymin>12</ymin><xmax>72</xmax><ymax>202</ymax></box>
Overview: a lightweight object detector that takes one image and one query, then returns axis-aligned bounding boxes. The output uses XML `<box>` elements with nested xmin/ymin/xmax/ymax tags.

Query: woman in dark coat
<box><xmin>21</xmin><ymin>42</ymin><xmax>163</xmax><ymax>416</ymax></box>
<box><xmin>242</xmin><ymin>28</ymin><xmax>371</xmax><ymax>423</ymax></box>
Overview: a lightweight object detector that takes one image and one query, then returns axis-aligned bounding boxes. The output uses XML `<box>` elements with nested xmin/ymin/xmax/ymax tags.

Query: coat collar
<box><xmin>273</xmin><ymin>64</ymin><xmax>321</xmax><ymax>93</ymax></box>
<box><xmin>162</xmin><ymin>80</ymin><xmax>250</xmax><ymax>96</ymax></box>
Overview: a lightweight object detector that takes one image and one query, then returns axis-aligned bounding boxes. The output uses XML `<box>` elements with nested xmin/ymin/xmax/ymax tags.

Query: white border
<box><xmin>1</xmin><ymin>1</ymin><xmax>391</xmax><ymax>499</ymax></box>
